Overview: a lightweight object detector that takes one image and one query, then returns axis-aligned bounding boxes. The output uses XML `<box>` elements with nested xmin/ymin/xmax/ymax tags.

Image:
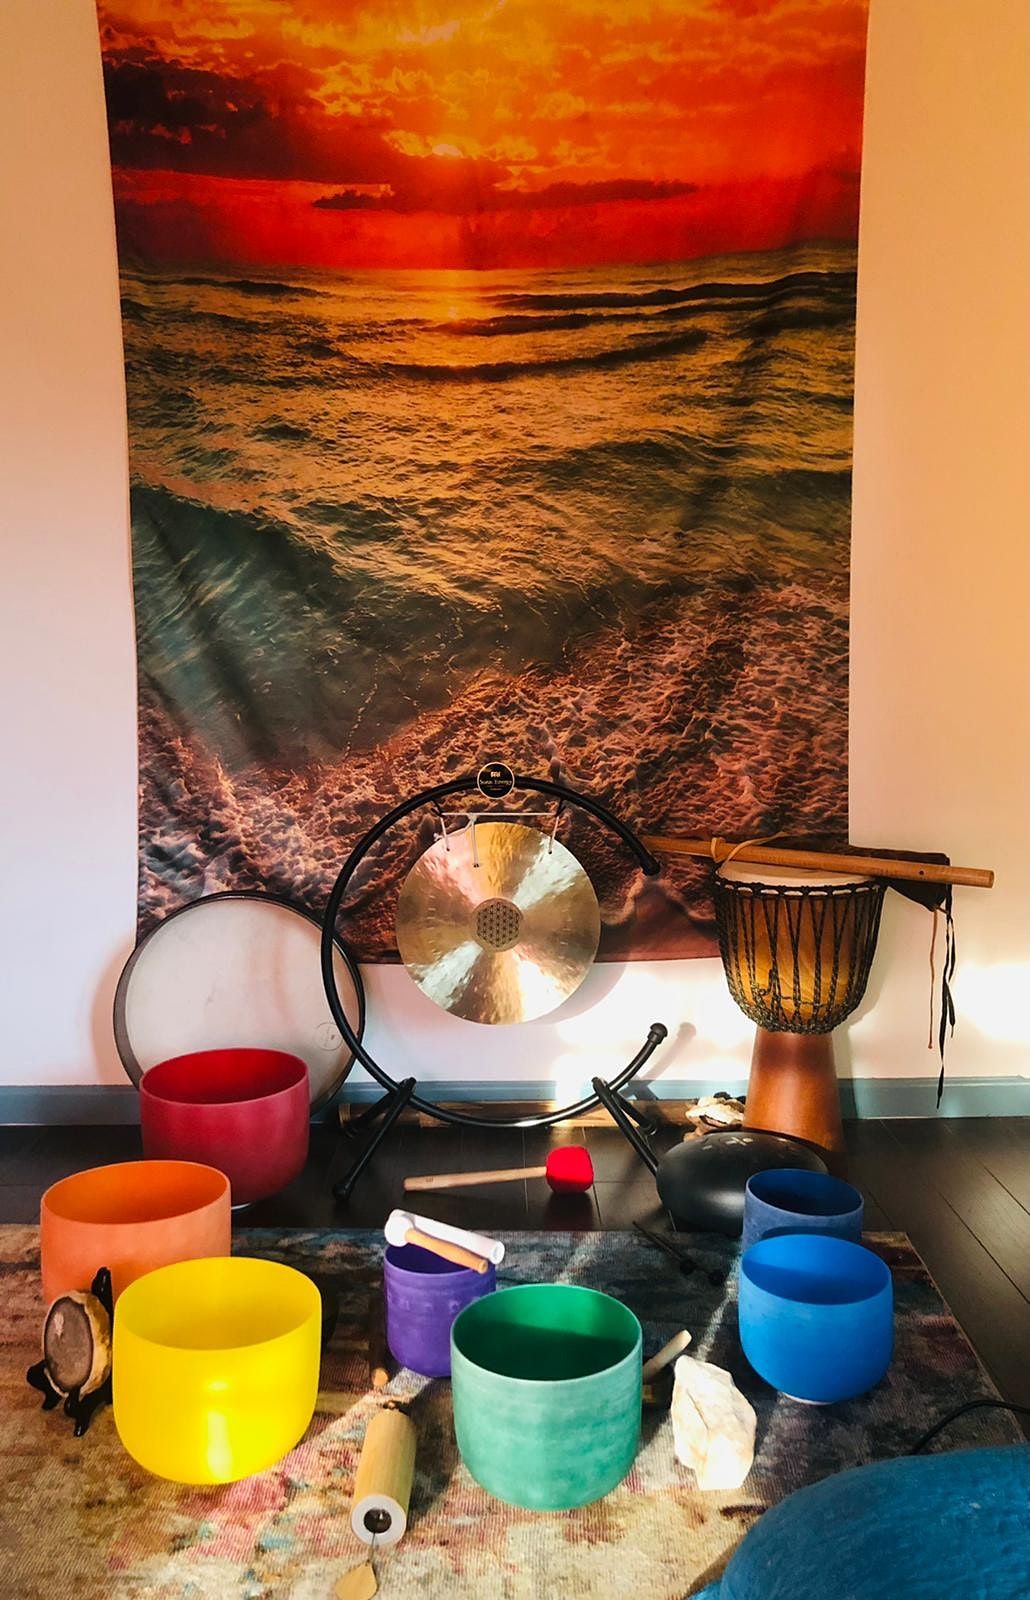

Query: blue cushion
<box><xmin>702</xmin><ymin>1446</ymin><xmax>1030</xmax><ymax>1600</ymax></box>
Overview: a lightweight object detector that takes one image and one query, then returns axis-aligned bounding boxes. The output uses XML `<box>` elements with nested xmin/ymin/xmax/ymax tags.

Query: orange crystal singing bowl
<box><xmin>140</xmin><ymin>1048</ymin><xmax>310</xmax><ymax>1206</ymax></box>
<box><xmin>113</xmin><ymin>1255</ymin><xmax>322</xmax><ymax>1484</ymax></box>
<box><xmin>40</xmin><ymin>1160</ymin><xmax>231</xmax><ymax>1302</ymax></box>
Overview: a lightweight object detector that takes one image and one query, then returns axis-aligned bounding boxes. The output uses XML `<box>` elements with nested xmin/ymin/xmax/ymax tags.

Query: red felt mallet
<box><xmin>403</xmin><ymin>1145</ymin><xmax>594</xmax><ymax>1195</ymax></box>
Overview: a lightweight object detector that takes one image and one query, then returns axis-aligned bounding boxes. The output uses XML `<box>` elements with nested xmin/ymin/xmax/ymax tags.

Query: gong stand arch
<box><xmin>320</xmin><ymin>772</ymin><xmax>669</xmax><ymax>1200</ymax></box>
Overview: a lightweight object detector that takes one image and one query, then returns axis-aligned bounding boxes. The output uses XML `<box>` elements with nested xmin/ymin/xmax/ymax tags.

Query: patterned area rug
<box><xmin>0</xmin><ymin>1226</ymin><xmax>1022</xmax><ymax>1600</ymax></box>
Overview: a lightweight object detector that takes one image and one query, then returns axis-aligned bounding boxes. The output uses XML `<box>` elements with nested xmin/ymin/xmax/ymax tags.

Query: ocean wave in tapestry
<box><xmin>96</xmin><ymin>0</ymin><xmax>869</xmax><ymax>960</ymax></box>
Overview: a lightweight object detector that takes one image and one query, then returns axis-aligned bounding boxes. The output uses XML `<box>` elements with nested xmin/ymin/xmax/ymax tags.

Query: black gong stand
<box><xmin>320</xmin><ymin>771</ymin><xmax>669</xmax><ymax>1200</ymax></box>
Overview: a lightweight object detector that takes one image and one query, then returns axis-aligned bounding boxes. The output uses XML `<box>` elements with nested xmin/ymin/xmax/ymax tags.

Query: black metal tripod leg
<box><xmin>591</xmin><ymin>1076</ymin><xmax>661</xmax><ymax>1175</ymax></box>
<box><xmin>618</xmin><ymin>1094</ymin><xmax>660</xmax><ymax>1138</ymax></box>
<box><xmin>340</xmin><ymin>1090</ymin><xmax>398</xmax><ymax>1139</ymax></box>
<box><xmin>333</xmin><ymin>1078</ymin><xmax>416</xmax><ymax>1203</ymax></box>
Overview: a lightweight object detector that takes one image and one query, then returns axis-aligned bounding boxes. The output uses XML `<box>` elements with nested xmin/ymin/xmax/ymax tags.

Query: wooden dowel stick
<box><xmin>367</xmin><ymin>1287</ymin><xmax>389</xmax><ymax>1390</ymax></box>
<box><xmin>404</xmin><ymin>1166</ymin><xmax>547</xmax><ymax>1192</ymax></box>
<box><xmin>642</xmin><ymin>1329</ymin><xmax>692</xmax><ymax>1382</ymax></box>
<box><xmin>403</xmin><ymin>1227</ymin><xmax>491</xmax><ymax>1273</ymax></box>
<box><xmin>642</xmin><ymin>835</ymin><xmax>994</xmax><ymax>890</ymax></box>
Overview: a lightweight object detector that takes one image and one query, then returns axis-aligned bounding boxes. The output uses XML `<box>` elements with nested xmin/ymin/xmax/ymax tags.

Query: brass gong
<box><xmin>395</xmin><ymin>821</ymin><xmax>601</xmax><ymax>1024</ymax></box>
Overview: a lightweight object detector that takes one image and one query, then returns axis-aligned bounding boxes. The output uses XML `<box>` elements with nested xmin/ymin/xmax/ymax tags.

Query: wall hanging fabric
<box><xmin>96</xmin><ymin>0</ymin><xmax>870</xmax><ymax>960</ymax></box>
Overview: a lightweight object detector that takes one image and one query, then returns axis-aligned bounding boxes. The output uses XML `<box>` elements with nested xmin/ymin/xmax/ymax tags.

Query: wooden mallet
<box><xmin>404</xmin><ymin>1144</ymin><xmax>595</xmax><ymax>1196</ymax></box>
<box><xmin>384</xmin><ymin>1209</ymin><xmax>505</xmax><ymax>1274</ymax></box>
<box><xmin>642</xmin><ymin>1328</ymin><xmax>692</xmax><ymax>1408</ymax></box>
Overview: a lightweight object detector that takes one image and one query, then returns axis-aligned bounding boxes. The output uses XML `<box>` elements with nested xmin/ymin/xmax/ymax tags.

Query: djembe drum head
<box><xmin>714</xmin><ymin>864</ymin><xmax>886</xmax><ymax>1035</ymax></box>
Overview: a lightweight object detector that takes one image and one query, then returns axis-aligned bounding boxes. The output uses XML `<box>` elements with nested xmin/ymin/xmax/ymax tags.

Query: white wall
<box><xmin>0</xmin><ymin>1</ymin><xmax>137</xmax><ymax>1088</ymax></box>
<box><xmin>1</xmin><ymin>0</ymin><xmax>1027</xmax><ymax>1093</ymax></box>
<box><xmin>848</xmin><ymin>0</ymin><xmax>1030</xmax><ymax>1085</ymax></box>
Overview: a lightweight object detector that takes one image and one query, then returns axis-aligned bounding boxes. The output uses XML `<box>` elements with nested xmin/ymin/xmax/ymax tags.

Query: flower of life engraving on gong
<box><xmin>475</xmin><ymin>898</ymin><xmax>524</xmax><ymax>952</ymax></box>
<box><xmin>395</xmin><ymin>822</ymin><xmax>600</xmax><ymax>1024</ymax></box>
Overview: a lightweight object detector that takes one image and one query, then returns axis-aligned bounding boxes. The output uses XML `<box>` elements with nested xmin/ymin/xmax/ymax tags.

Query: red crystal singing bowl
<box><xmin>140</xmin><ymin>1049</ymin><xmax>310</xmax><ymax>1205</ymax></box>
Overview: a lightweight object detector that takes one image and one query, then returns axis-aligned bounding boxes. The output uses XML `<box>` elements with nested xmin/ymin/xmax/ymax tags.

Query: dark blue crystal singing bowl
<box><xmin>742</xmin><ymin>1168</ymin><xmax>864</xmax><ymax>1252</ymax></box>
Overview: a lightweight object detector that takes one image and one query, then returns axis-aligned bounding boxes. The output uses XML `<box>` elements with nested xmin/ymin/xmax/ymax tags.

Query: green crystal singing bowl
<box><xmin>451</xmin><ymin>1283</ymin><xmax>642</xmax><ymax>1511</ymax></box>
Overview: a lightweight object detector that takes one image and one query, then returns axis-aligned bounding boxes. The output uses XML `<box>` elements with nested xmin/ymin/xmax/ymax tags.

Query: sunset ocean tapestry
<box><xmin>97</xmin><ymin>0</ymin><xmax>870</xmax><ymax>960</ymax></box>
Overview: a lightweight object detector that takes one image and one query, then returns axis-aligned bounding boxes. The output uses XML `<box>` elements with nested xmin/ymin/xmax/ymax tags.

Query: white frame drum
<box><xmin>114</xmin><ymin>891</ymin><xmax>364</xmax><ymax>1112</ymax></box>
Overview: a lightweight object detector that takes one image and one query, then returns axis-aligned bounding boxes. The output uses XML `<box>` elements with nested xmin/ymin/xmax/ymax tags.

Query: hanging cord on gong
<box><xmin>547</xmin><ymin>799</ymin><xmax>565</xmax><ymax>854</ymax></box>
<box><xmin>431</xmin><ymin>804</ymin><xmax>451</xmax><ymax>853</ymax></box>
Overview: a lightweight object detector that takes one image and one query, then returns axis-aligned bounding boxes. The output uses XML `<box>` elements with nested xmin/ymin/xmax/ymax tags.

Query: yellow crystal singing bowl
<box><xmin>113</xmin><ymin>1256</ymin><xmax>322</xmax><ymax>1484</ymax></box>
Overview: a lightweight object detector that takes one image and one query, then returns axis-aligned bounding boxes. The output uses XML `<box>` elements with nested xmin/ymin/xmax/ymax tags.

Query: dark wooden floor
<box><xmin>3</xmin><ymin>1116</ymin><xmax>1030</xmax><ymax>1416</ymax></box>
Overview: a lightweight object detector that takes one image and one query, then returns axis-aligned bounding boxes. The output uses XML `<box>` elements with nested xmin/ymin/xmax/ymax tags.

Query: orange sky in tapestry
<box><xmin>99</xmin><ymin>0</ymin><xmax>868</xmax><ymax>273</ymax></box>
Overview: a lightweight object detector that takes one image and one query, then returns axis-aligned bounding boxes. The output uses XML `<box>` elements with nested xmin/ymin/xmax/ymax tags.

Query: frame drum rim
<box><xmin>114</xmin><ymin>891</ymin><xmax>365</xmax><ymax>1112</ymax></box>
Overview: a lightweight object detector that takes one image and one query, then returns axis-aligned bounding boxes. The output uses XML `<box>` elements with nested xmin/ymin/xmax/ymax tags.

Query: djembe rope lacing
<box><xmin>714</xmin><ymin>876</ymin><xmax>887</xmax><ymax>1036</ymax></box>
<box><xmin>707</xmin><ymin>834</ymin><xmax>957</xmax><ymax>1101</ymax></box>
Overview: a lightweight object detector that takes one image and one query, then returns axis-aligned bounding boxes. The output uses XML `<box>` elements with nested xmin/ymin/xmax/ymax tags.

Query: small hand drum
<box><xmin>713</xmin><ymin>865</ymin><xmax>887</xmax><ymax>1170</ymax></box>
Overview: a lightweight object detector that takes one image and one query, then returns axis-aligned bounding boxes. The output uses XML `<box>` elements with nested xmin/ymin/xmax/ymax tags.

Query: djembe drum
<box><xmin>714</xmin><ymin>864</ymin><xmax>887</xmax><ymax>1171</ymax></box>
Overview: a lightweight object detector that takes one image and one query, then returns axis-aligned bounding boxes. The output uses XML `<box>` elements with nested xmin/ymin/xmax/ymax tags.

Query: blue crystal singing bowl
<box><xmin>739</xmin><ymin>1233</ymin><xmax>893</xmax><ymax>1404</ymax></box>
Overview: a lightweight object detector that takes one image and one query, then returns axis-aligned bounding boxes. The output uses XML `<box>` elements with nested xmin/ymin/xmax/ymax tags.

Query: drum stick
<box><xmin>642</xmin><ymin>836</ymin><xmax>994</xmax><ymax>890</ymax></box>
